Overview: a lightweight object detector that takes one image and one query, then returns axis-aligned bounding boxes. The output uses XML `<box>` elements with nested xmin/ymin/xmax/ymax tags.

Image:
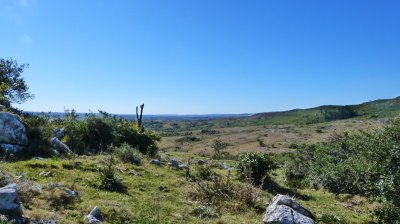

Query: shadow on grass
<box><xmin>261</xmin><ymin>178</ymin><xmax>311</xmax><ymax>201</ymax></box>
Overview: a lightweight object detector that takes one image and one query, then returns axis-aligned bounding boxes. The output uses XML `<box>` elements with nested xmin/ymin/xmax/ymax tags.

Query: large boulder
<box><xmin>0</xmin><ymin>112</ymin><xmax>27</xmax><ymax>153</ymax></box>
<box><xmin>0</xmin><ymin>183</ymin><xmax>23</xmax><ymax>217</ymax></box>
<box><xmin>263</xmin><ymin>194</ymin><xmax>316</xmax><ymax>224</ymax></box>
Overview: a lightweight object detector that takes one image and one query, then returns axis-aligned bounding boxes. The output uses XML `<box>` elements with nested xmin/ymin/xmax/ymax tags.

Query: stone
<box><xmin>39</xmin><ymin>171</ymin><xmax>52</xmax><ymax>177</ymax></box>
<box><xmin>31</xmin><ymin>220</ymin><xmax>56</xmax><ymax>224</ymax></box>
<box><xmin>54</xmin><ymin>127</ymin><xmax>65</xmax><ymax>139</ymax></box>
<box><xmin>63</xmin><ymin>188</ymin><xmax>78</xmax><ymax>198</ymax></box>
<box><xmin>197</xmin><ymin>159</ymin><xmax>205</xmax><ymax>165</ymax></box>
<box><xmin>51</xmin><ymin>137</ymin><xmax>73</xmax><ymax>154</ymax></box>
<box><xmin>0</xmin><ymin>105</ymin><xmax>5</xmax><ymax>111</ymax></box>
<box><xmin>0</xmin><ymin>112</ymin><xmax>28</xmax><ymax>146</ymax></box>
<box><xmin>178</xmin><ymin>164</ymin><xmax>189</xmax><ymax>170</ymax></box>
<box><xmin>48</xmin><ymin>183</ymin><xmax>65</xmax><ymax>189</ymax></box>
<box><xmin>85</xmin><ymin>206</ymin><xmax>102</xmax><ymax>224</ymax></box>
<box><xmin>263</xmin><ymin>194</ymin><xmax>316</xmax><ymax>224</ymax></box>
<box><xmin>159</xmin><ymin>185</ymin><xmax>170</xmax><ymax>192</ymax></box>
<box><xmin>0</xmin><ymin>183</ymin><xmax>22</xmax><ymax>217</ymax></box>
<box><xmin>0</xmin><ymin>143</ymin><xmax>24</xmax><ymax>154</ymax></box>
<box><xmin>221</xmin><ymin>162</ymin><xmax>233</xmax><ymax>171</ymax></box>
<box><xmin>150</xmin><ymin>159</ymin><xmax>162</xmax><ymax>166</ymax></box>
<box><xmin>169</xmin><ymin>159</ymin><xmax>180</xmax><ymax>168</ymax></box>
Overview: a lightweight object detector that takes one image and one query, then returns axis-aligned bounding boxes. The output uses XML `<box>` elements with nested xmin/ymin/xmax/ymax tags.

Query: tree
<box><xmin>211</xmin><ymin>139</ymin><xmax>228</xmax><ymax>159</ymax></box>
<box><xmin>0</xmin><ymin>58</ymin><xmax>34</xmax><ymax>107</ymax></box>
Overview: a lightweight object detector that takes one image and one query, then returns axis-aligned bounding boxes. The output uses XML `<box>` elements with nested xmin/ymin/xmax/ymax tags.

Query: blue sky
<box><xmin>1</xmin><ymin>0</ymin><xmax>399</xmax><ymax>114</ymax></box>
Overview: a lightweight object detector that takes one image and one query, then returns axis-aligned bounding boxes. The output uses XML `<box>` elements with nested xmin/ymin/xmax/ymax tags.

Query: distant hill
<box><xmin>249</xmin><ymin>96</ymin><xmax>400</xmax><ymax>125</ymax></box>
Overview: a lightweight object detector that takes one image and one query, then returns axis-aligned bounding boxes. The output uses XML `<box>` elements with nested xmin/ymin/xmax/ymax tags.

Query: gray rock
<box><xmin>51</xmin><ymin>137</ymin><xmax>73</xmax><ymax>154</ymax></box>
<box><xmin>63</xmin><ymin>188</ymin><xmax>78</xmax><ymax>198</ymax></box>
<box><xmin>54</xmin><ymin>127</ymin><xmax>65</xmax><ymax>139</ymax></box>
<box><xmin>0</xmin><ymin>183</ymin><xmax>22</xmax><ymax>217</ymax></box>
<box><xmin>0</xmin><ymin>105</ymin><xmax>5</xmax><ymax>111</ymax></box>
<box><xmin>39</xmin><ymin>171</ymin><xmax>52</xmax><ymax>177</ymax></box>
<box><xmin>0</xmin><ymin>143</ymin><xmax>24</xmax><ymax>154</ymax></box>
<box><xmin>48</xmin><ymin>183</ymin><xmax>65</xmax><ymax>189</ymax></box>
<box><xmin>85</xmin><ymin>206</ymin><xmax>102</xmax><ymax>224</ymax></box>
<box><xmin>169</xmin><ymin>159</ymin><xmax>180</xmax><ymax>168</ymax></box>
<box><xmin>197</xmin><ymin>159</ymin><xmax>205</xmax><ymax>165</ymax></box>
<box><xmin>221</xmin><ymin>162</ymin><xmax>233</xmax><ymax>171</ymax></box>
<box><xmin>150</xmin><ymin>159</ymin><xmax>162</xmax><ymax>166</ymax></box>
<box><xmin>263</xmin><ymin>194</ymin><xmax>316</xmax><ymax>224</ymax></box>
<box><xmin>31</xmin><ymin>220</ymin><xmax>56</xmax><ymax>224</ymax></box>
<box><xmin>178</xmin><ymin>164</ymin><xmax>189</xmax><ymax>170</ymax></box>
<box><xmin>0</xmin><ymin>112</ymin><xmax>28</xmax><ymax>146</ymax></box>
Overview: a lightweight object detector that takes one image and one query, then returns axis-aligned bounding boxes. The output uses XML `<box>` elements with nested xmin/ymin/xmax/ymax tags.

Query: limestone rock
<box><xmin>51</xmin><ymin>137</ymin><xmax>73</xmax><ymax>154</ymax></box>
<box><xmin>85</xmin><ymin>206</ymin><xmax>102</xmax><ymax>224</ymax></box>
<box><xmin>150</xmin><ymin>159</ymin><xmax>162</xmax><ymax>166</ymax></box>
<box><xmin>0</xmin><ymin>112</ymin><xmax>27</xmax><ymax>153</ymax></box>
<box><xmin>263</xmin><ymin>194</ymin><xmax>316</xmax><ymax>224</ymax></box>
<box><xmin>0</xmin><ymin>183</ymin><xmax>22</xmax><ymax>217</ymax></box>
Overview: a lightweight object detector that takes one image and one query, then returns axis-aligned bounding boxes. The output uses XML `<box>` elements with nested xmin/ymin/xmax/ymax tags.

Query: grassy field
<box><xmin>158</xmin><ymin>118</ymin><xmax>387</xmax><ymax>156</ymax></box>
<box><xmin>1</xmin><ymin>152</ymin><xmax>377</xmax><ymax>223</ymax></box>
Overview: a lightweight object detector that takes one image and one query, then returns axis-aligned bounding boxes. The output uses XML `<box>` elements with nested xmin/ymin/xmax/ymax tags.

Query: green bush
<box><xmin>375</xmin><ymin>202</ymin><xmax>400</xmax><ymax>224</ymax></box>
<box><xmin>236</xmin><ymin>152</ymin><xmax>278</xmax><ymax>184</ymax></box>
<box><xmin>21</xmin><ymin>113</ymin><xmax>54</xmax><ymax>157</ymax></box>
<box><xmin>284</xmin><ymin>119</ymin><xmax>400</xmax><ymax>221</ymax></box>
<box><xmin>112</xmin><ymin>143</ymin><xmax>142</xmax><ymax>165</ymax></box>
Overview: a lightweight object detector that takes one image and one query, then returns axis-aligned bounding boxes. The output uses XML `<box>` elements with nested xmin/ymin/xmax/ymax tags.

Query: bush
<box><xmin>375</xmin><ymin>202</ymin><xmax>400</xmax><ymax>224</ymax></box>
<box><xmin>22</xmin><ymin>114</ymin><xmax>54</xmax><ymax>157</ymax></box>
<box><xmin>97</xmin><ymin>156</ymin><xmax>126</xmax><ymax>193</ymax></box>
<box><xmin>284</xmin><ymin>120</ymin><xmax>400</xmax><ymax>221</ymax></box>
<box><xmin>113</xmin><ymin>143</ymin><xmax>142</xmax><ymax>165</ymax></box>
<box><xmin>236</xmin><ymin>152</ymin><xmax>278</xmax><ymax>185</ymax></box>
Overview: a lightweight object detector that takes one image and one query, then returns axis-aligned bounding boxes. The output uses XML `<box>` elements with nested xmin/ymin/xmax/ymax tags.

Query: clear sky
<box><xmin>1</xmin><ymin>0</ymin><xmax>399</xmax><ymax>114</ymax></box>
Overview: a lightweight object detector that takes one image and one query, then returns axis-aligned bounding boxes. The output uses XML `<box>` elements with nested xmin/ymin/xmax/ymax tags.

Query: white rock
<box><xmin>0</xmin><ymin>112</ymin><xmax>27</xmax><ymax>146</ymax></box>
<box><xmin>85</xmin><ymin>206</ymin><xmax>102</xmax><ymax>224</ymax></box>
<box><xmin>51</xmin><ymin>137</ymin><xmax>73</xmax><ymax>154</ymax></box>
<box><xmin>263</xmin><ymin>194</ymin><xmax>316</xmax><ymax>224</ymax></box>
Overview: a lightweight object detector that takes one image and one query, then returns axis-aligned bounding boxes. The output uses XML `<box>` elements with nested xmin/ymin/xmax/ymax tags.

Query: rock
<box><xmin>159</xmin><ymin>185</ymin><xmax>170</xmax><ymax>192</ymax></box>
<box><xmin>150</xmin><ymin>159</ymin><xmax>162</xmax><ymax>166</ymax></box>
<box><xmin>51</xmin><ymin>137</ymin><xmax>73</xmax><ymax>154</ymax></box>
<box><xmin>0</xmin><ymin>143</ymin><xmax>24</xmax><ymax>154</ymax></box>
<box><xmin>54</xmin><ymin>127</ymin><xmax>65</xmax><ymax>139</ymax></box>
<box><xmin>48</xmin><ymin>183</ymin><xmax>65</xmax><ymax>189</ymax></box>
<box><xmin>0</xmin><ymin>183</ymin><xmax>22</xmax><ymax>217</ymax></box>
<box><xmin>0</xmin><ymin>105</ymin><xmax>5</xmax><ymax>111</ymax></box>
<box><xmin>39</xmin><ymin>171</ymin><xmax>52</xmax><ymax>177</ymax></box>
<box><xmin>63</xmin><ymin>188</ymin><xmax>78</xmax><ymax>198</ymax></box>
<box><xmin>169</xmin><ymin>159</ymin><xmax>180</xmax><ymax>168</ymax></box>
<box><xmin>263</xmin><ymin>194</ymin><xmax>316</xmax><ymax>224</ymax></box>
<box><xmin>197</xmin><ymin>159</ymin><xmax>205</xmax><ymax>165</ymax></box>
<box><xmin>0</xmin><ymin>112</ymin><xmax>28</xmax><ymax>146</ymax></box>
<box><xmin>85</xmin><ymin>206</ymin><xmax>102</xmax><ymax>224</ymax></box>
<box><xmin>220</xmin><ymin>162</ymin><xmax>233</xmax><ymax>171</ymax></box>
<box><xmin>178</xmin><ymin>164</ymin><xmax>189</xmax><ymax>170</ymax></box>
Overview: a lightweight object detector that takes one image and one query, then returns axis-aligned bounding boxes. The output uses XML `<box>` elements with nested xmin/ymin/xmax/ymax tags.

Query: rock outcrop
<box><xmin>0</xmin><ymin>112</ymin><xmax>28</xmax><ymax>153</ymax></box>
<box><xmin>85</xmin><ymin>206</ymin><xmax>102</xmax><ymax>224</ymax></box>
<box><xmin>263</xmin><ymin>194</ymin><xmax>316</xmax><ymax>224</ymax></box>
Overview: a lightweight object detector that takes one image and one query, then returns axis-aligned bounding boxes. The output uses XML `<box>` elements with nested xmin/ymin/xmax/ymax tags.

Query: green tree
<box><xmin>0</xmin><ymin>58</ymin><xmax>34</xmax><ymax>107</ymax></box>
<box><xmin>211</xmin><ymin>139</ymin><xmax>228</xmax><ymax>159</ymax></box>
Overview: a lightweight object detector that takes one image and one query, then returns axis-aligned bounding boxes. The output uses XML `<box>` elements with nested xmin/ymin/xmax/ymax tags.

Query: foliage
<box><xmin>236</xmin><ymin>152</ymin><xmax>278</xmax><ymax>185</ymax></box>
<box><xmin>112</xmin><ymin>143</ymin><xmax>142</xmax><ymax>165</ymax></box>
<box><xmin>97</xmin><ymin>156</ymin><xmax>126</xmax><ymax>193</ymax></box>
<box><xmin>59</xmin><ymin>109</ymin><xmax>160</xmax><ymax>155</ymax></box>
<box><xmin>193</xmin><ymin>163</ymin><xmax>216</xmax><ymax>181</ymax></box>
<box><xmin>285</xmin><ymin>119</ymin><xmax>400</xmax><ymax>220</ymax></box>
<box><xmin>22</xmin><ymin>113</ymin><xmax>54</xmax><ymax>158</ymax></box>
<box><xmin>191</xmin><ymin>206</ymin><xmax>219</xmax><ymax>219</ymax></box>
<box><xmin>0</xmin><ymin>58</ymin><xmax>33</xmax><ymax>107</ymax></box>
<box><xmin>375</xmin><ymin>201</ymin><xmax>400</xmax><ymax>224</ymax></box>
<box><xmin>211</xmin><ymin>139</ymin><xmax>228</xmax><ymax>159</ymax></box>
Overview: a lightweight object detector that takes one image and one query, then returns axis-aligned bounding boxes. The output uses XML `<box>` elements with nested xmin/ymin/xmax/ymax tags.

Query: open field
<box><xmin>158</xmin><ymin>118</ymin><xmax>387</xmax><ymax>156</ymax></box>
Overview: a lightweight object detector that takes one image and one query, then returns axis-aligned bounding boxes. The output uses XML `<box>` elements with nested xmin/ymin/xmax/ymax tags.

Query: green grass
<box><xmin>0</xmin><ymin>153</ymin><xmax>376</xmax><ymax>223</ymax></box>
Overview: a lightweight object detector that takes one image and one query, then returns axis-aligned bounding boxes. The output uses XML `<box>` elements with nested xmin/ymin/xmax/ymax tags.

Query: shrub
<box><xmin>211</xmin><ymin>139</ymin><xmax>228</xmax><ymax>159</ymax></box>
<box><xmin>236</xmin><ymin>152</ymin><xmax>278</xmax><ymax>185</ymax></box>
<box><xmin>193</xmin><ymin>163</ymin><xmax>216</xmax><ymax>181</ymax></box>
<box><xmin>112</xmin><ymin>143</ymin><xmax>142</xmax><ymax>165</ymax></box>
<box><xmin>375</xmin><ymin>202</ymin><xmax>400</xmax><ymax>224</ymax></box>
<box><xmin>191</xmin><ymin>206</ymin><xmax>219</xmax><ymax>219</ymax></box>
<box><xmin>97</xmin><ymin>156</ymin><xmax>126</xmax><ymax>193</ymax></box>
<box><xmin>22</xmin><ymin>114</ymin><xmax>54</xmax><ymax>158</ymax></box>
